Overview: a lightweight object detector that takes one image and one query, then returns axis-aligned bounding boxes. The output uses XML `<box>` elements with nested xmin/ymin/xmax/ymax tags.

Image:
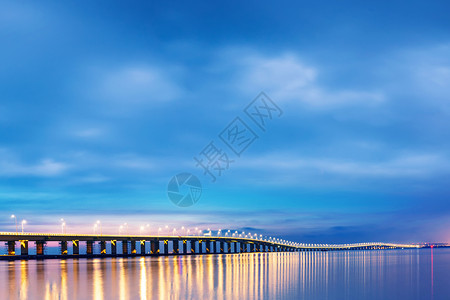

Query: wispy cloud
<box><xmin>90</xmin><ymin>64</ymin><xmax>183</xmax><ymax>109</ymax></box>
<box><xmin>237</xmin><ymin>151</ymin><xmax>449</xmax><ymax>179</ymax></box>
<box><xmin>219</xmin><ymin>49</ymin><xmax>385</xmax><ymax>108</ymax></box>
<box><xmin>0</xmin><ymin>149</ymin><xmax>69</xmax><ymax>177</ymax></box>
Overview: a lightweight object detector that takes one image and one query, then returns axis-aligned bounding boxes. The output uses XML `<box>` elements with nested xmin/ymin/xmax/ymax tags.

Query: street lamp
<box><xmin>60</xmin><ymin>218</ymin><xmax>66</xmax><ymax>234</ymax></box>
<box><xmin>97</xmin><ymin>220</ymin><xmax>102</xmax><ymax>236</ymax></box>
<box><xmin>94</xmin><ymin>223</ymin><xmax>98</xmax><ymax>234</ymax></box>
<box><xmin>10</xmin><ymin>215</ymin><xmax>17</xmax><ymax>233</ymax></box>
<box><xmin>119</xmin><ymin>225</ymin><xmax>124</xmax><ymax>234</ymax></box>
<box><xmin>140</xmin><ymin>226</ymin><xmax>144</xmax><ymax>235</ymax></box>
<box><xmin>21</xmin><ymin>220</ymin><xmax>26</xmax><ymax>233</ymax></box>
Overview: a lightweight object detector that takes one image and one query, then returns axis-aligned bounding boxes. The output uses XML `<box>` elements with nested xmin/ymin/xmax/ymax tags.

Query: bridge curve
<box><xmin>0</xmin><ymin>232</ymin><xmax>422</xmax><ymax>260</ymax></box>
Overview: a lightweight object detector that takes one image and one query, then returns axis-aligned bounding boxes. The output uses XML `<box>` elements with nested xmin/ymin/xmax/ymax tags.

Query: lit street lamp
<box><xmin>10</xmin><ymin>215</ymin><xmax>18</xmax><ymax>233</ymax></box>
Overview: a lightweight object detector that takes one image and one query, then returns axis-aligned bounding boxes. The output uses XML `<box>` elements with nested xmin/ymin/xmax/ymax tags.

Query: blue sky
<box><xmin>1</xmin><ymin>0</ymin><xmax>449</xmax><ymax>243</ymax></box>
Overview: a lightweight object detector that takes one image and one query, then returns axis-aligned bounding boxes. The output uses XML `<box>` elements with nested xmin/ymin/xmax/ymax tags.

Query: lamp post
<box><xmin>60</xmin><ymin>218</ymin><xmax>66</xmax><ymax>234</ymax></box>
<box><xmin>94</xmin><ymin>223</ymin><xmax>98</xmax><ymax>234</ymax></box>
<box><xmin>10</xmin><ymin>215</ymin><xmax>17</xmax><ymax>233</ymax></box>
<box><xmin>21</xmin><ymin>220</ymin><xmax>26</xmax><ymax>234</ymax></box>
<box><xmin>97</xmin><ymin>220</ymin><xmax>102</xmax><ymax>236</ymax></box>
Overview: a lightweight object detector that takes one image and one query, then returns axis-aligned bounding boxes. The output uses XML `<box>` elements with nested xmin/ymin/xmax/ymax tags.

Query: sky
<box><xmin>0</xmin><ymin>0</ymin><xmax>449</xmax><ymax>243</ymax></box>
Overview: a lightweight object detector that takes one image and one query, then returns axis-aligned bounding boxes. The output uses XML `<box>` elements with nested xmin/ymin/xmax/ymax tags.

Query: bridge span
<box><xmin>0</xmin><ymin>232</ymin><xmax>422</xmax><ymax>260</ymax></box>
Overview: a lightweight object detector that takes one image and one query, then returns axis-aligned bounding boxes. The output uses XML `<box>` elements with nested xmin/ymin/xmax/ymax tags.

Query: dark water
<box><xmin>0</xmin><ymin>249</ymin><xmax>448</xmax><ymax>300</ymax></box>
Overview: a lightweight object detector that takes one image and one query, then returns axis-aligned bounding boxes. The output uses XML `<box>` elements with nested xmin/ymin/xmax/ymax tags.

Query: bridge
<box><xmin>0</xmin><ymin>232</ymin><xmax>423</xmax><ymax>260</ymax></box>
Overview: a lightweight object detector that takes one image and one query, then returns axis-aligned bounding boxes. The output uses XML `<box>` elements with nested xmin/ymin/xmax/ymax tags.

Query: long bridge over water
<box><xmin>0</xmin><ymin>232</ymin><xmax>424</xmax><ymax>260</ymax></box>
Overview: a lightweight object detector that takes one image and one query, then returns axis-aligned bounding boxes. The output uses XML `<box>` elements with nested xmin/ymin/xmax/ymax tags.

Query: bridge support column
<box><xmin>220</xmin><ymin>241</ymin><xmax>225</xmax><ymax>253</ymax></box>
<box><xmin>190</xmin><ymin>240</ymin><xmax>196</xmax><ymax>253</ymax></box>
<box><xmin>131</xmin><ymin>241</ymin><xmax>137</xmax><ymax>254</ymax></box>
<box><xmin>140</xmin><ymin>240</ymin><xmax>146</xmax><ymax>254</ymax></box>
<box><xmin>182</xmin><ymin>240</ymin><xmax>188</xmax><ymax>254</ymax></box>
<box><xmin>36</xmin><ymin>241</ymin><xmax>45</xmax><ymax>256</ymax></box>
<box><xmin>206</xmin><ymin>241</ymin><xmax>211</xmax><ymax>254</ymax></box>
<box><xmin>8</xmin><ymin>241</ymin><xmax>15</xmax><ymax>255</ymax></box>
<box><xmin>163</xmin><ymin>240</ymin><xmax>168</xmax><ymax>254</ymax></box>
<box><xmin>86</xmin><ymin>241</ymin><xmax>93</xmax><ymax>255</ymax></box>
<box><xmin>20</xmin><ymin>240</ymin><xmax>28</xmax><ymax>255</ymax></box>
<box><xmin>150</xmin><ymin>240</ymin><xmax>158</xmax><ymax>254</ymax></box>
<box><xmin>122</xmin><ymin>241</ymin><xmax>129</xmax><ymax>255</ymax></box>
<box><xmin>111</xmin><ymin>240</ymin><xmax>117</xmax><ymax>255</ymax></box>
<box><xmin>199</xmin><ymin>240</ymin><xmax>204</xmax><ymax>254</ymax></box>
<box><xmin>173</xmin><ymin>240</ymin><xmax>179</xmax><ymax>254</ymax></box>
<box><xmin>100</xmin><ymin>241</ymin><xmax>106</xmax><ymax>254</ymax></box>
<box><xmin>227</xmin><ymin>242</ymin><xmax>232</xmax><ymax>253</ymax></box>
<box><xmin>240</xmin><ymin>242</ymin><xmax>244</xmax><ymax>253</ymax></box>
<box><xmin>72</xmin><ymin>240</ymin><xmax>79</xmax><ymax>255</ymax></box>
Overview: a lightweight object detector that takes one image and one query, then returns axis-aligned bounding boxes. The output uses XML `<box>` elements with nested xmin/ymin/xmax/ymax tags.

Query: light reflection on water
<box><xmin>0</xmin><ymin>249</ymin><xmax>449</xmax><ymax>300</ymax></box>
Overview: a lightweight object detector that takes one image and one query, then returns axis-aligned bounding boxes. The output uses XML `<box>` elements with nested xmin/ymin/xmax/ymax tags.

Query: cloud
<box><xmin>220</xmin><ymin>49</ymin><xmax>385</xmax><ymax>108</ymax></box>
<box><xmin>0</xmin><ymin>149</ymin><xmax>69</xmax><ymax>177</ymax></box>
<box><xmin>92</xmin><ymin>65</ymin><xmax>182</xmax><ymax>106</ymax></box>
<box><xmin>392</xmin><ymin>43</ymin><xmax>450</xmax><ymax>110</ymax></box>
<box><xmin>237</xmin><ymin>151</ymin><xmax>449</xmax><ymax>179</ymax></box>
<box><xmin>73</xmin><ymin>127</ymin><xmax>105</xmax><ymax>138</ymax></box>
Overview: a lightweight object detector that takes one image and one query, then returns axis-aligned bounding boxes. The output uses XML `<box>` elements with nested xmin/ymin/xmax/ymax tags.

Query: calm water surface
<box><xmin>0</xmin><ymin>249</ymin><xmax>448</xmax><ymax>300</ymax></box>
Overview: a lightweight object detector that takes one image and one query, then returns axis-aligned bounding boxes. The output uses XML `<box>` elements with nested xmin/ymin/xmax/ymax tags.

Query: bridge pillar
<box><xmin>36</xmin><ymin>241</ymin><xmax>45</xmax><ymax>256</ymax></box>
<box><xmin>190</xmin><ymin>240</ymin><xmax>196</xmax><ymax>253</ymax></box>
<box><xmin>86</xmin><ymin>241</ymin><xmax>93</xmax><ymax>255</ymax></box>
<box><xmin>8</xmin><ymin>241</ymin><xmax>15</xmax><ymax>255</ymax></box>
<box><xmin>100</xmin><ymin>241</ymin><xmax>106</xmax><ymax>254</ymax></box>
<box><xmin>182</xmin><ymin>240</ymin><xmax>188</xmax><ymax>254</ymax></box>
<box><xmin>122</xmin><ymin>241</ymin><xmax>129</xmax><ymax>255</ymax></box>
<box><xmin>197</xmin><ymin>240</ymin><xmax>202</xmax><ymax>254</ymax></box>
<box><xmin>220</xmin><ymin>241</ymin><xmax>225</xmax><ymax>253</ymax></box>
<box><xmin>131</xmin><ymin>241</ymin><xmax>137</xmax><ymax>254</ymax></box>
<box><xmin>205</xmin><ymin>240</ymin><xmax>210</xmax><ymax>253</ymax></box>
<box><xmin>111</xmin><ymin>240</ymin><xmax>117</xmax><ymax>255</ymax></box>
<box><xmin>72</xmin><ymin>240</ymin><xmax>79</xmax><ymax>255</ymax></box>
<box><xmin>240</xmin><ymin>242</ymin><xmax>244</xmax><ymax>253</ymax></box>
<box><xmin>173</xmin><ymin>240</ymin><xmax>179</xmax><ymax>254</ymax></box>
<box><xmin>163</xmin><ymin>240</ymin><xmax>169</xmax><ymax>254</ymax></box>
<box><xmin>20</xmin><ymin>240</ymin><xmax>28</xmax><ymax>255</ymax></box>
<box><xmin>150</xmin><ymin>239</ymin><xmax>158</xmax><ymax>254</ymax></box>
<box><xmin>140</xmin><ymin>240</ymin><xmax>146</xmax><ymax>254</ymax></box>
<box><xmin>227</xmin><ymin>242</ymin><xmax>232</xmax><ymax>253</ymax></box>
<box><xmin>211</xmin><ymin>241</ymin><xmax>216</xmax><ymax>253</ymax></box>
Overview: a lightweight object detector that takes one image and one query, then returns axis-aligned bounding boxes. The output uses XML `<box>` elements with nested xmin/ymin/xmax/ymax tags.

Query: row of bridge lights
<box><xmin>9</xmin><ymin>215</ymin><xmax>301</xmax><ymax>247</ymax></box>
